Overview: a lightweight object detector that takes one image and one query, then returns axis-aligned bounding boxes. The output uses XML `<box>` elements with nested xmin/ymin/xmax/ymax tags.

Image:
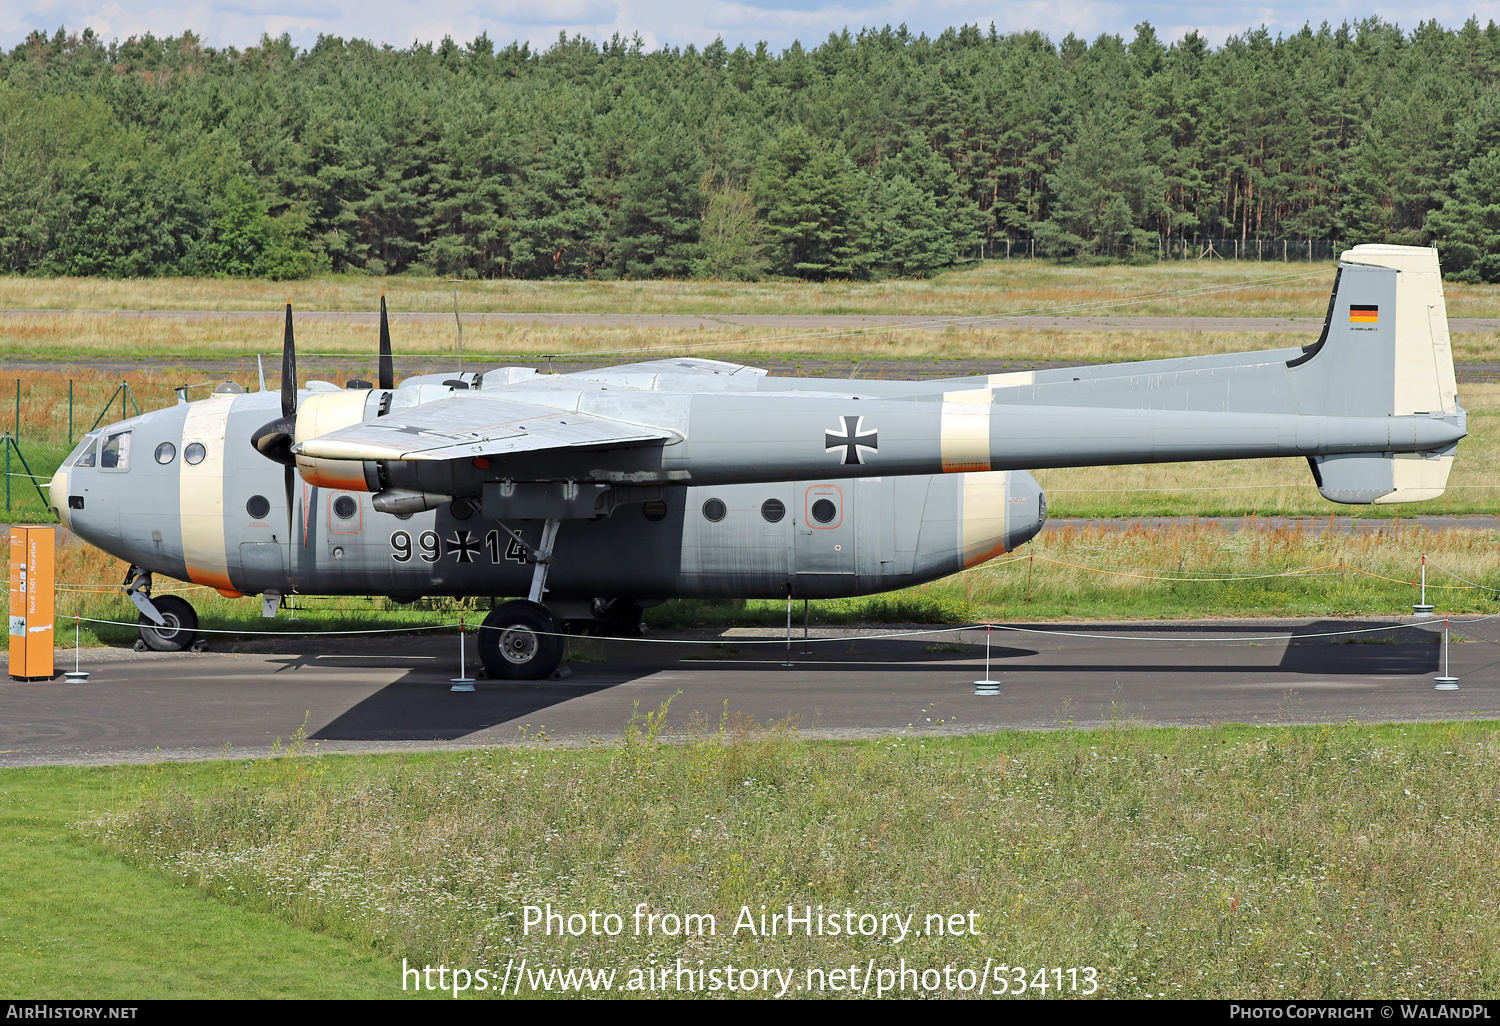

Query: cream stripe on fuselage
<box><xmin>180</xmin><ymin>395</ymin><xmax>235</xmax><ymax>591</ymax></box>
<box><xmin>960</xmin><ymin>471</ymin><xmax>1011</xmax><ymax>567</ymax></box>
<box><xmin>939</xmin><ymin>401</ymin><xmax>992</xmax><ymax>472</ymax></box>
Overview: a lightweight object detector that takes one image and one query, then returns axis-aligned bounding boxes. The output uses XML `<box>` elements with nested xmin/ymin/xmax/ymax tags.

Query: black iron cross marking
<box><xmin>825</xmin><ymin>415</ymin><xmax>878</xmax><ymax>465</ymax></box>
<box><xmin>447</xmin><ymin>530</ymin><xmax>482</xmax><ymax>563</ymax></box>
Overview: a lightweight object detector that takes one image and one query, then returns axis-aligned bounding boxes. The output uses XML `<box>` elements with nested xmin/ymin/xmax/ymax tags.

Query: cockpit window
<box><xmin>99</xmin><ymin>431</ymin><xmax>132</xmax><ymax>471</ymax></box>
<box><xmin>69</xmin><ymin>437</ymin><xmax>98</xmax><ymax>468</ymax></box>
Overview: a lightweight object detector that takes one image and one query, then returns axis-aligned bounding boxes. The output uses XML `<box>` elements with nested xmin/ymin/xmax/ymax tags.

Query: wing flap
<box><xmin>292</xmin><ymin>394</ymin><xmax>677</xmax><ymax>462</ymax></box>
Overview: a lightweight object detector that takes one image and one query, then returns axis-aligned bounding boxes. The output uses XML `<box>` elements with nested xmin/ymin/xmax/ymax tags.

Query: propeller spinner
<box><xmin>249</xmin><ymin>303</ymin><xmax>298</xmax><ymax>467</ymax></box>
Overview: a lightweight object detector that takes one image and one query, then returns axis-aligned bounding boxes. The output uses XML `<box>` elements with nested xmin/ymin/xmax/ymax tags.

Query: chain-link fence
<box><xmin>977</xmin><ymin>236</ymin><xmax>1348</xmax><ymax>262</ymax></box>
<box><xmin>3</xmin><ymin>377</ymin><xmax>155</xmax><ymax>523</ymax></box>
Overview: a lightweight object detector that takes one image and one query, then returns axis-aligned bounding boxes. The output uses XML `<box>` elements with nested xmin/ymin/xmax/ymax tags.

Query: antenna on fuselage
<box><xmin>447</xmin><ymin>279</ymin><xmax>464</xmax><ymax>374</ymax></box>
<box><xmin>257</xmin><ymin>354</ymin><xmax>267</xmax><ymax>393</ymax></box>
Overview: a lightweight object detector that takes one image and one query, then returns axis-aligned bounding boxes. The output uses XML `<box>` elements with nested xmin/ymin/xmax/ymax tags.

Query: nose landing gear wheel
<box><xmin>478</xmin><ymin>600</ymin><xmax>565</xmax><ymax>680</ymax></box>
<box><xmin>136</xmin><ymin>595</ymin><xmax>200</xmax><ymax>652</ymax></box>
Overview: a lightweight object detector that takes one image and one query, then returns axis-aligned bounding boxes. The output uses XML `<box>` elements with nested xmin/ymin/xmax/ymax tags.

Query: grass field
<box><xmin>0</xmin><ymin>764</ymin><xmax>424</xmax><ymax>998</ymax></box>
<box><xmin>6</xmin><ymin>266</ymin><xmax>1498</xmax><ymax>1001</ymax></box>
<box><xmin>0</xmin><ymin>721</ymin><xmax>1490</xmax><ymax>999</ymax></box>
<box><xmin>6</xmin><ymin>314</ymin><xmax>1499</xmax><ymax>370</ymax></box>
<box><xmin>3</xmin><ymin>260</ymin><xmax>1499</xmax><ymax>320</ymax></box>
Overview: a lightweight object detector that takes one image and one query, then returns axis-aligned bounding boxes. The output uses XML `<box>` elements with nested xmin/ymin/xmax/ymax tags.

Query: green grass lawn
<box><xmin>8</xmin><ymin>720</ymin><xmax>1493</xmax><ymax>999</ymax></box>
<box><xmin>0</xmin><ymin>766</ymin><xmax>422</xmax><ymax>998</ymax></box>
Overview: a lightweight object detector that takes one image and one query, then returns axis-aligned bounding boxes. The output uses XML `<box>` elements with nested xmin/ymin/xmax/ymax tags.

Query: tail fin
<box><xmin>1299</xmin><ymin>244</ymin><xmax>1462</xmax><ymax>504</ymax></box>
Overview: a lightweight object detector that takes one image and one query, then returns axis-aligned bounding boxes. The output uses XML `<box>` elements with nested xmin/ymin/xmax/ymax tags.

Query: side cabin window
<box><xmin>99</xmin><ymin>431</ymin><xmax>132</xmax><ymax>472</ymax></box>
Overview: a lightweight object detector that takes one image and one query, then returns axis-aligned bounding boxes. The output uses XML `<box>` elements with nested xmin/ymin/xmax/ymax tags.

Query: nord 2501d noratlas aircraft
<box><xmin>49</xmin><ymin>244</ymin><xmax>1465</xmax><ymax>680</ymax></box>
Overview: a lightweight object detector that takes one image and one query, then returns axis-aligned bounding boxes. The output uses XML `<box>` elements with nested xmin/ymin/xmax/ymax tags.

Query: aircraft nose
<box><xmin>48</xmin><ymin>466</ymin><xmax>68</xmax><ymax>525</ymax></box>
<box><xmin>1004</xmin><ymin>471</ymin><xmax>1047</xmax><ymax>551</ymax></box>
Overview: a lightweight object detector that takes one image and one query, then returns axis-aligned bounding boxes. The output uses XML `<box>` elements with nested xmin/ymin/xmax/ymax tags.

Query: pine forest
<box><xmin>1</xmin><ymin>18</ymin><xmax>1499</xmax><ymax>282</ymax></box>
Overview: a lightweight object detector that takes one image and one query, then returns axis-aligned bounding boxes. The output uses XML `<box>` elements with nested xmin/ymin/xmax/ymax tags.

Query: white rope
<box><xmin>1423</xmin><ymin>557</ymin><xmax>1500</xmax><ymax>594</ymax></box>
<box><xmin>70</xmin><ymin>612</ymin><xmax>1485</xmax><ymax>647</ymax></box>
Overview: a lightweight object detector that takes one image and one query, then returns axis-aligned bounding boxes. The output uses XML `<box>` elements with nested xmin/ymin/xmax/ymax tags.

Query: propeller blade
<box><xmin>378</xmin><ymin>294</ymin><xmax>394</xmax><ymax>390</ymax></box>
<box><xmin>285</xmin><ymin>465</ymin><xmax>296</xmax><ymax>551</ymax></box>
<box><xmin>282</xmin><ymin>302</ymin><xmax>297</xmax><ymax>420</ymax></box>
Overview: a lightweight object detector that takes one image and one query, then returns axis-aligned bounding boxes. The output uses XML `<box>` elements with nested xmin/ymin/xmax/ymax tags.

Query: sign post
<box><xmin>9</xmin><ymin>526</ymin><xmax>54</xmax><ymax>681</ymax></box>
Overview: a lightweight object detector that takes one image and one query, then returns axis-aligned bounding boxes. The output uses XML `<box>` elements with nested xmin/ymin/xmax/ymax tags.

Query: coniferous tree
<box><xmin>751</xmin><ymin>126</ymin><xmax>872</xmax><ymax>279</ymax></box>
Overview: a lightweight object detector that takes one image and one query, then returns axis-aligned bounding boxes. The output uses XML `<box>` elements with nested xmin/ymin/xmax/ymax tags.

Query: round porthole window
<box><xmin>154</xmin><ymin>442</ymin><xmax>176</xmax><ymax>464</ymax></box>
<box><xmin>246</xmin><ymin>495</ymin><xmax>271</xmax><ymax>519</ymax></box>
<box><xmin>811</xmin><ymin>498</ymin><xmax>837</xmax><ymax>524</ymax></box>
<box><xmin>333</xmin><ymin>495</ymin><xmax>358</xmax><ymax>520</ymax></box>
<box><xmin>642</xmin><ymin>500</ymin><xmax>667</xmax><ymax>522</ymax></box>
<box><xmin>760</xmin><ymin>498</ymin><xmax>785</xmax><ymax>523</ymax></box>
<box><xmin>450</xmin><ymin>498</ymin><xmax>475</xmax><ymax>521</ymax></box>
<box><xmin>702</xmin><ymin>498</ymin><xmax>727</xmax><ymax>523</ymax></box>
<box><xmin>183</xmin><ymin>442</ymin><xmax>206</xmax><ymax>466</ymax></box>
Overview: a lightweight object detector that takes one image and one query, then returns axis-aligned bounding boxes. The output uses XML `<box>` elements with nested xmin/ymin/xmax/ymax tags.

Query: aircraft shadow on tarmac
<box><xmin>308</xmin><ymin>621</ymin><xmax>1438</xmax><ymax>742</ymax></box>
<box><xmin>308</xmin><ymin>638</ymin><xmax>1037</xmax><ymax>742</ymax></box>
<box><xmin>993</xmin><ymin>621</ymin><xmax>1441</xmax><ymax>677</ymax></box>
<box><xmin>1277</xmin><ymin>621</ymin><xmax>1441</xmax><ymax>676</ymax></box>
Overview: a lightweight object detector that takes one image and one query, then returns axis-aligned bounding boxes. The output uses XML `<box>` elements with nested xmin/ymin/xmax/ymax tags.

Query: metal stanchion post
<box><xmin>451</xmin><ymin>616</ymin><xmax>475</xmax><ymax>691</ymax></box>
<box><xmin>974</xmin><ymin>623</ymin><xmax>999</xmax><ymax>696</ymax></box>
<box><xmin>1435</xmin><ymin>616</ymin><xmax>1459</xmax><ymax>690</ymax></box>
<box><xmin>1414</xmin><ymin>553</ymin><xmax>1434</xmax><ymax>617</ymax></box>
<box><xmin>782</xmin><ymin>592</ymin><xmax>793</xmax><ymax>666</ymax></box>
<box><xmin>64</xmin><ymin>615</ymin><xmax>89</xmax><ymax>683</ymax></box>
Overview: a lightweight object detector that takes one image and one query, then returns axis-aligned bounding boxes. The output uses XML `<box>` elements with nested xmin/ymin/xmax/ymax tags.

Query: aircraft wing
<box><xmin>292</xmin><ymin>394</ymin><xmax>678</xmax><ymax>462</ymax></box>
<box><xmin>565</xmin><ymin>357</ymin><xmax>768</xmax><ymax>384</ymax></box>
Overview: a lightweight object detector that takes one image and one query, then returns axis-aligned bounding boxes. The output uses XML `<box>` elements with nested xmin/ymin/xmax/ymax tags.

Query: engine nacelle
<box><xmin>293</xmin><ymin>390</ymin><xmax>383</xmax><ymax>491</ymax></box>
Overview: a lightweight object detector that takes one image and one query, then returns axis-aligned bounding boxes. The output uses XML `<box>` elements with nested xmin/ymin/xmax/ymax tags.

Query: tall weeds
<box><xmin>84</xmin><ymin>722</ymin><xmax>1500</xmax><ymax>997</ymax></box>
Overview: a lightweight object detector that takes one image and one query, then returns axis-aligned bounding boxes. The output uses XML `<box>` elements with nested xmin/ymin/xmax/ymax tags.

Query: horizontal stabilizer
<box><xmin>1309</xmin><ymin>448</ymin><xmax>1456</xmax><ymax>505</ymax></box>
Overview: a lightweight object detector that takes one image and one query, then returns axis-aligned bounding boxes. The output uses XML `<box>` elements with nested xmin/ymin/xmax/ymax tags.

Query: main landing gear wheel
<box><xmin>478</xmin><ymin>600</ymin><xmax>565</xmax><ymax>681</ymax></box>
<box><xmin>137</xmin><ymin>595</ymin><xmax>199</xmax><ymax>652</ymax></box>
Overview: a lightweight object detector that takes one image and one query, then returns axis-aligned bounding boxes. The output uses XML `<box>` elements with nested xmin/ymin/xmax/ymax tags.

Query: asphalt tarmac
<box><xmin>4</xmin><ymin>617</ymin><xmax>1498</xmax><ymax>767</ymax></box>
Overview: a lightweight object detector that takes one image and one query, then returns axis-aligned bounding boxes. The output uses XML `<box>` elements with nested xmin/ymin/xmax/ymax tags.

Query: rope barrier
<box><xmin>1021</xmin><ymin>553</ymin><xmax>1347</xmax><ymax>582</ymax></box>
<box><xmin>67</xmin><ymin>612</ymin><xmax>1487</xmax><ymax>647</ymax></box>
<box><xmin>1425</xmin><ymin>556</ymin><xmax>1500</xmax><ymax>594</ymax></box>
<box><xmin>75</xmin><ymin>615</ymin><xmax>457</xmax><ymax>637</ymax></box>
<box><xmin>28</xmin><ymin>550</ymin><xmax>1500</xmax><ymax>602</ymax></box>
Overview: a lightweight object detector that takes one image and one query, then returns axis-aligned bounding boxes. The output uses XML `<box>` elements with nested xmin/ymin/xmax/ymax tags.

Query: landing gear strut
<box><xmin>477</xmin><ymin>517</ymin><xmax>567</xmax><ymax>679</ymax></box>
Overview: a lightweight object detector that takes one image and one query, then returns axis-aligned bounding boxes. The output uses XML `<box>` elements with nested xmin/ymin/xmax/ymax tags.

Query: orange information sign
<box><xmin>9</xmin><ymin>526</ymin><xmax>54</xmax><ymax>681</ymax></box>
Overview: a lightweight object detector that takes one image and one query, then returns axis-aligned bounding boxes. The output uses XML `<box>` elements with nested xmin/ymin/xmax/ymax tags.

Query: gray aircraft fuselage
<box><xmin>52</xmin><ymin>385</ymin><xmax>1047</xmax><ymax>605</ymax></box>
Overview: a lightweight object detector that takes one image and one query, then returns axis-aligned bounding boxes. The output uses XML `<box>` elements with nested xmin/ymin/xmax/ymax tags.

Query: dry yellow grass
<box><xmin>15</xmin><ymin>258</ymin><xmax>1499</xmax><ymax>319</ymax></box>
<box><xmin>3</xmin><ymin>311</ymin><xmax>1497</xmax><ymax>368</ymax></box>
<box><xmin>81</xmin><ymin>722</ymin><xmax>1500</xmax><ymax>998</ymax></box>
<box><xmin>14</xmin><ymin>256</ymin><xmax>1500</xmax><ymax>321</ymax></box>
<box><xmin>0</xmin><ymin>261</ymin><xmax>1355</xmax><ymax>316</ymax></box>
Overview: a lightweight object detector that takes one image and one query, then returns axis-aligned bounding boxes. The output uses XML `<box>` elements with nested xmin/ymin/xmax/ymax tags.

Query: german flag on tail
<box><xmin>1349</xmin><ymin>304</ymin><xmax>1379</xmax><ymax>324</ymax></box>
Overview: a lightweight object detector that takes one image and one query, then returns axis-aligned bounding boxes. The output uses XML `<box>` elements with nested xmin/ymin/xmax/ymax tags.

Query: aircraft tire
<box><xmin>478</xmin><ymin>600</ymin><xmax>565</xmax><ymax>680</ymax></box>
<box><xmin>137</xmin><ymin>595</ymin><xmax>200</xmax><ymax>652</ymax></box>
